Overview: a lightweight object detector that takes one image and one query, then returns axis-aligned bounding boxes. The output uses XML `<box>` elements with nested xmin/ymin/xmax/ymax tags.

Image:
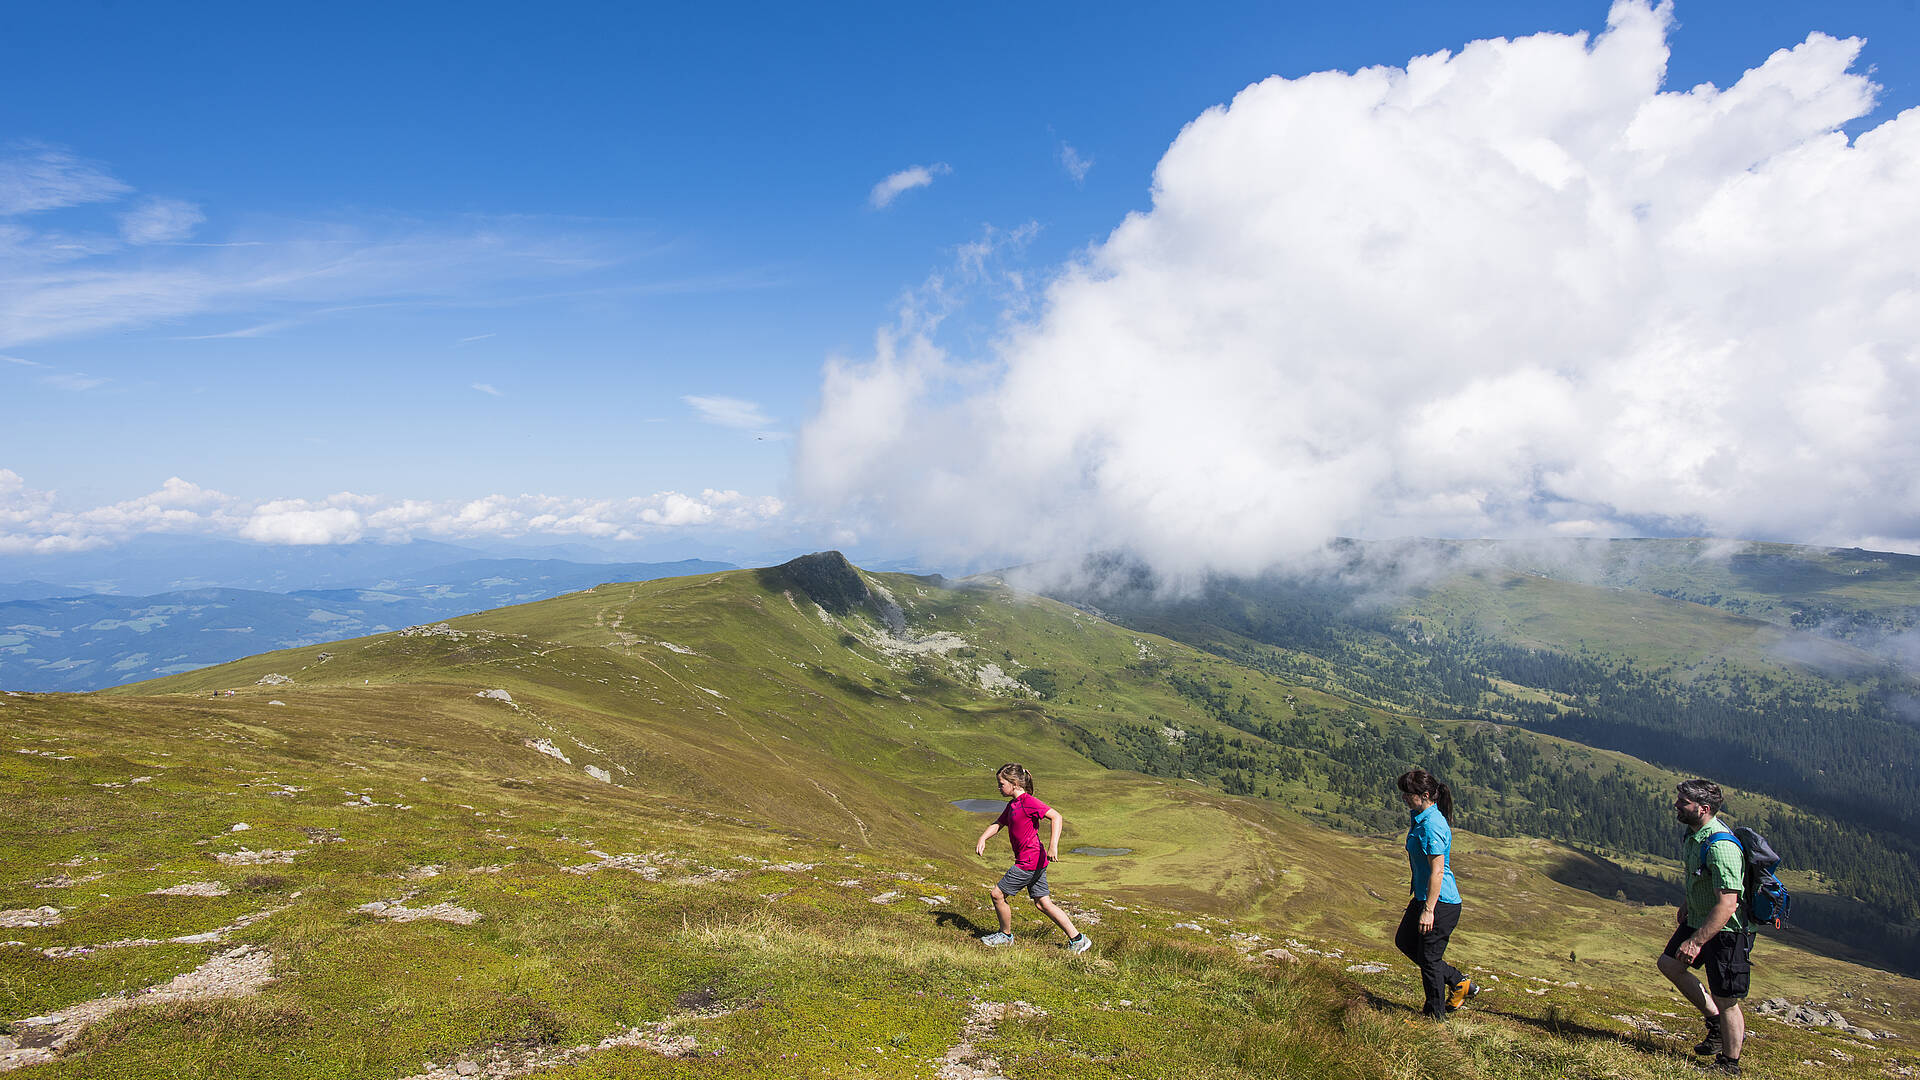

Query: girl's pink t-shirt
<box><xmin>997</xmin><ymin>792</ymin><xmax>1052</xmax><ymax>870</ymax></box>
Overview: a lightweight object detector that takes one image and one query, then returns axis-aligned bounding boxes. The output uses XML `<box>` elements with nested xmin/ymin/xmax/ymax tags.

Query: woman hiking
<box><xmin>1394</xmin><ymin>768</ymin><xmax>1476</xmax><ymax>1019</ymax></box>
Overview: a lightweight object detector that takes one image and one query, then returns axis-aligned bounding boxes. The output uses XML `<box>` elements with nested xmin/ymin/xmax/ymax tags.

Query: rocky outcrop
<box><xmin>1755</xmin><ymin>997</ymin><xmax>1894</xmax><ymax>1040</ymax></box>
<box><xmin>771</xmin><ymin>551</ymin><xmax>872</xmax><ymax>616</ymax></box>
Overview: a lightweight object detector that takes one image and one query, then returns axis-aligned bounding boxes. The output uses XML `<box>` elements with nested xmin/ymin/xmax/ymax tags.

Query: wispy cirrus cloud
<box><xmin>684</xmin><ymin>394</ymin><xmax>772</xmax><ymax>430</ymax></box>
<box><xmin>0</xmin><ymin>224</ymin><xmax>617</xmax><ymax>349</ymax></box>
<box><xmin>173</xmin><ymin>318</ymin><xmax>303</xmax><ymax>340</ymax></box>
<box><xmin>472</xmin><ymin>382</ymin><xmax>503</xmax><ymax>397</ymax></box>
<box><xmin>0</xmin><ymin>143</ymin><xmax>760</xmax><ymax>352</ymax></box>
<box><xmin>3</xmin><ymin>346</ymin><xmax>110</xmax><ymax>392</ymax></box>
<box><xmin>40</xmin><ymin>371</ymin><xmax>109</xmax><ymax>391</ymax></box>
<box><xmin>869</xmin><ymin>163</ymin><xmax>951</xmax><ymax>209</ymax></box>
<box><xmin>0</xmin><ymin>143</ymin><xmax>130</xmax><ymax>215</ymax></box>
<box><xmin>1059</xmin><ymin>143</ymin><xmax>1093</xmax><ymax>184</ymax></box>
<box><xmin>118</xmin><ymin>196</ymin><xmax>204</xmax><ymax>244</ymax></box>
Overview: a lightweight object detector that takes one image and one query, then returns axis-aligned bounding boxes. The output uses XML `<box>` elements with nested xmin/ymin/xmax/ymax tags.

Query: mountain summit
<box><xmin>768</xmin><ymin>551</ymin><xmax>871</xmax><ymax>615</ymax></box>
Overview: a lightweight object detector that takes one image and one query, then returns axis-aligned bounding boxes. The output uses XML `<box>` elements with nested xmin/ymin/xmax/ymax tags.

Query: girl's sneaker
<box><xmin>1067</xmin><ymin>933</ymin><xmax>1092</xmax><ymax>954</ymax></box>
<box><xmin>980</xmin><ymin>932</ymin><xmax>1015</xmax><ymax>946</ymax></box>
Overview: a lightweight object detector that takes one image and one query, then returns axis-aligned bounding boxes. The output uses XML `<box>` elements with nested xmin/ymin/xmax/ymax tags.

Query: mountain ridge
<box><xmin>5</xmin><ymin>552</ymin><xmax>1918</xmax><ymax>1077</ymax></box>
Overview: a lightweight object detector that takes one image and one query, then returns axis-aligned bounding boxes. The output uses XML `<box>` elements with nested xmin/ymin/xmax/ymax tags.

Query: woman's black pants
<box><xmin>1394</xmin><ymin>899</ymin><xmax>1463</xmax><ymax>1018</ymax></box>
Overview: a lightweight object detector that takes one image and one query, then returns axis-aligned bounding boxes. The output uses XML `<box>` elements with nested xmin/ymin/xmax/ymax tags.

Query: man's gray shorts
<box><xmin>995</xmin><ymin>864</ymin><xmax>1049</xmax><ymax>898</ymax></box>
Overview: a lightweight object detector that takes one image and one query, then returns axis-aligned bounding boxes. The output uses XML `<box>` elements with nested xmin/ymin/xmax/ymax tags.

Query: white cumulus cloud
<box><xmin>797</xmin><ymin>1</ymin><xmax>1920</xmax><ymax>574</ymax></box>
<box><xmin>240</xmin><ymin>502</ymin><xmax>366</xmax><ymax>545</ymax></box>
<box><xmin>869</xmin><ymin>163</ymin><xmax>952</xmax><ymax>209</ymax></box>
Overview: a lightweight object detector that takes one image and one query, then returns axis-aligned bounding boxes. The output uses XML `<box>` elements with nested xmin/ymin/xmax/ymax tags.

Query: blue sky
<box><xmin>3</xmin><ymin>2</ymin><xmax>1918</xmax><ymax>565</ymax></box>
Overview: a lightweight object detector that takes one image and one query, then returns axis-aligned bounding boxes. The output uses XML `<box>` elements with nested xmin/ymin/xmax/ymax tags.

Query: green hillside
<box><xmin>1491</xmin><ymin>538</ymin><xmax>1920</xmax><ymax>633</ymax></box>
<box><xmin>3</xmin><ymin>554</ymin><xmax>1916</xmax><ymax>1078</ymax></box>
<box><xmin>1051</xmin><ymin>540</ymin><xmax>1920</xmax><ymax>961</ymax></box>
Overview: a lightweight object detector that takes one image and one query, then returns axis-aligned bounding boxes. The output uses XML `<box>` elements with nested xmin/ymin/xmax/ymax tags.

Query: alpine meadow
<box><xmin>5</xmin><ymin>548</ymin><xmax>1920</xmax><ymax>1077</ymax></box>
<box><xmin>6</xmin><ymin>0</ymin><xmax>1920</xmax><ymax>1077</ymax></box>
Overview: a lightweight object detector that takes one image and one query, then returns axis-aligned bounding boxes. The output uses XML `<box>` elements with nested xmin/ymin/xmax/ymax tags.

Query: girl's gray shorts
<box><xmin>995</xmin><ymin>864</ymin><xmax>1049</xmax><ymax>898</ymax></box>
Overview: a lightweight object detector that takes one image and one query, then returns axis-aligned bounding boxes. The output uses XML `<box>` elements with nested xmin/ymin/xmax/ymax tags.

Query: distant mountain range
<box><xmin>0</xmin><ymin>535</ymin><xmax>496</xmax><ymax>595</ymax></box>
<box><xmin>0</xmin><ymin>556</ymin><xmax>733</xmax><ymax>691</ymax></box>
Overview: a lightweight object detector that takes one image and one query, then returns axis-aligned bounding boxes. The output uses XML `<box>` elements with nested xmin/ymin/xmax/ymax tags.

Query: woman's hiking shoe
<box><xmin>980</xmin><ymin>932</ymin><xmax>1015</xmax><ymax>947</ymax></box>
<box><xmin>1067</xmin><ymin>933</ymin><xmax>1092</xmax><ymax>954</ymax></box>
<box><xmin>1446</xmin><ymin>977</ymin><xmax>1477</xmax><ymax>1010</ymax></box>
<box><xmin>1694</xmin><ymin>1018</ymin><xmax>1723</xmax><ymax>1056</ymax></box>
<box><xmin>1708</xmin><ymin>1053</ymin><xmax>1742</xmax><ymax>1075</ymax></box>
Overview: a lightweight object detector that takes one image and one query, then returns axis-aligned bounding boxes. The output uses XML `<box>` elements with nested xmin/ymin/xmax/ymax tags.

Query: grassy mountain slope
<box><xmin>1051</xmin><ymin>541</ymin><xmax>1920</xmax><ymax>961</ymax></box>
<box><xmin>1491</xmin><ymin>538</ymin><xmax>1920</xmax><ymax>633</ymax></box>
<box><xmin>2</xmin><ymin>555</ymin><xmax>1915</xmax><ymax>1078</ymax></box>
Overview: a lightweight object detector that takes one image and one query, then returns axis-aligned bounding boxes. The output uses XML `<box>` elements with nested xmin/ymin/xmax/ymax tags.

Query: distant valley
<box><xmin>0</xmin><ymin>557</ymin><xmax>733</xmax><ymax>691</ymax></box>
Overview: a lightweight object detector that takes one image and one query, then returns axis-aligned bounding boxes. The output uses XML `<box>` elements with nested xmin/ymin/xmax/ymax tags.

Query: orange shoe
<box><xmin>1446</xmin><ymin>977</ymin><xmax>1476</xmax><ymax>1010</ymax></box>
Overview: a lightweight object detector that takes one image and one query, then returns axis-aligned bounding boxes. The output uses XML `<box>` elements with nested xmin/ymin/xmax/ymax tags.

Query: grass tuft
<box><xmin>69</xmin><ymin>996</ymin><xmax>314</xmax><ymax>1054</ymax></box>
<box><xmin>238</xmin><ymin>872</ymin><xmax>293</xmax><ymax>892</ymax></box>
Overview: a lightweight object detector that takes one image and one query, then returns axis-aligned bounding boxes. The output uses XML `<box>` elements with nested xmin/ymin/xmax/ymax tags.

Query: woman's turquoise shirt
<box><xmin>1407</xmin><ymin>803</ymin><xmax>1461</xmax><ymax>904</ymax></box>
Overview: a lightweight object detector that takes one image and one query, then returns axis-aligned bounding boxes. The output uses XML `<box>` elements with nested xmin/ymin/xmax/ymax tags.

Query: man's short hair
<box><xmin>1677</xmin><ymin>778</ymin><xmax>1724</xmax><ymax>812</ymax></box>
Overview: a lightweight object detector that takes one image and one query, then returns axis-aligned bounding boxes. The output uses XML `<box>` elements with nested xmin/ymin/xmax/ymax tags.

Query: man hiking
<box><xmin>1656</xmin><ymin>778</ymin><xmax>1755</xmax><ymax>1075</ymax></box>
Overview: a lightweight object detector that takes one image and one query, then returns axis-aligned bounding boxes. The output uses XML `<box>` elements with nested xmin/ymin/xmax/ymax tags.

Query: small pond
<box><xmin>951</xmin><ymin>799</ymin><xmax>1006</xmax><ymax>813</ymax></box>
<box><xmin>1070</xmin><ymin>847</ymin><xmax>1134</xmax><ymax>857</ymax></box>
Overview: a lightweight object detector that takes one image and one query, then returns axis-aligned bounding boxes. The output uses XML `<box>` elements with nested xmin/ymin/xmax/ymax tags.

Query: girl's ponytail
<box><xmin>996</xmin><ymin>762</ymin><xmax>1035</xmax><ymax>795</ymax></box>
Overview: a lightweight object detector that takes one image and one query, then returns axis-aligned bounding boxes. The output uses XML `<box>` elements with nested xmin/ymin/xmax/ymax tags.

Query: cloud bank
<box><xmin>798</xmin><ymin>1</ymin><xmax>1920</xmax><ymax>576</ymax></box>
<box><xmin>0</xmin><ymin>470</ymin><xmax>785</xmax><ymax>553</ymax></box>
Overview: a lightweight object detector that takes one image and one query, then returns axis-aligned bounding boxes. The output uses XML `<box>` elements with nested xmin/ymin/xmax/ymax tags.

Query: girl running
<box><xmin>1394</xmin><ymin>768</ymin><xmax>1475</xmax><ymax>1019</ymax></box>
<box><xmin>974</xmin><ymin>763</ymin><xmax>1091</xmax><ymax>953</ymax></box>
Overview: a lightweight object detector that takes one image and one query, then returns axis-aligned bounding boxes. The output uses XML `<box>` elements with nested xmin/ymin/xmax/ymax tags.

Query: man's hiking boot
<box><xmin>1707</xmin><ymin>1053</ymin><xmax>1741</xmax><ymax>1075</ymax></box>
<box><xmin>1694</xmin><ymin>1018</ymin><xmax>1723</xmax><ymax>1056</ymax></box>
<box><xmin>980</xmin><ymin>931</ymin><xmax>1015</xmax><ymax>947</ymax></box>
<box><xmin>1067</xmin><ymin>933</ymin><xmax>1092</xmax><ymax>954</ymax></box>
<box><xmin>1446</xmin><ymin>977</ymin><xmax>1477</xmax><ymax>1010</ymax></box>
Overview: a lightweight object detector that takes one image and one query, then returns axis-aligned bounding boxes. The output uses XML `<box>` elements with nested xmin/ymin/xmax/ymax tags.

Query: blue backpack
<box><xmin>1704</xmin><ymin>827</ymin><xmax>1791</xmax><ymax>929</ymax></box>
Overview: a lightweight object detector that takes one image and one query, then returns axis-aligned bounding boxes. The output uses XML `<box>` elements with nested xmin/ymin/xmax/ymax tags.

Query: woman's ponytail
<box><xmin>1396</xmin><ymin>768</ymin><xmax>1453</xmax><ymax>822</ymax></box>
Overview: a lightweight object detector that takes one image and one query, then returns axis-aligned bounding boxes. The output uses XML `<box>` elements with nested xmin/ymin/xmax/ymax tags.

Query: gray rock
<box><xmin>454</xmin><ymin>1061</ymin><xmax>481</xmax><ymax>1077</ymax></box>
